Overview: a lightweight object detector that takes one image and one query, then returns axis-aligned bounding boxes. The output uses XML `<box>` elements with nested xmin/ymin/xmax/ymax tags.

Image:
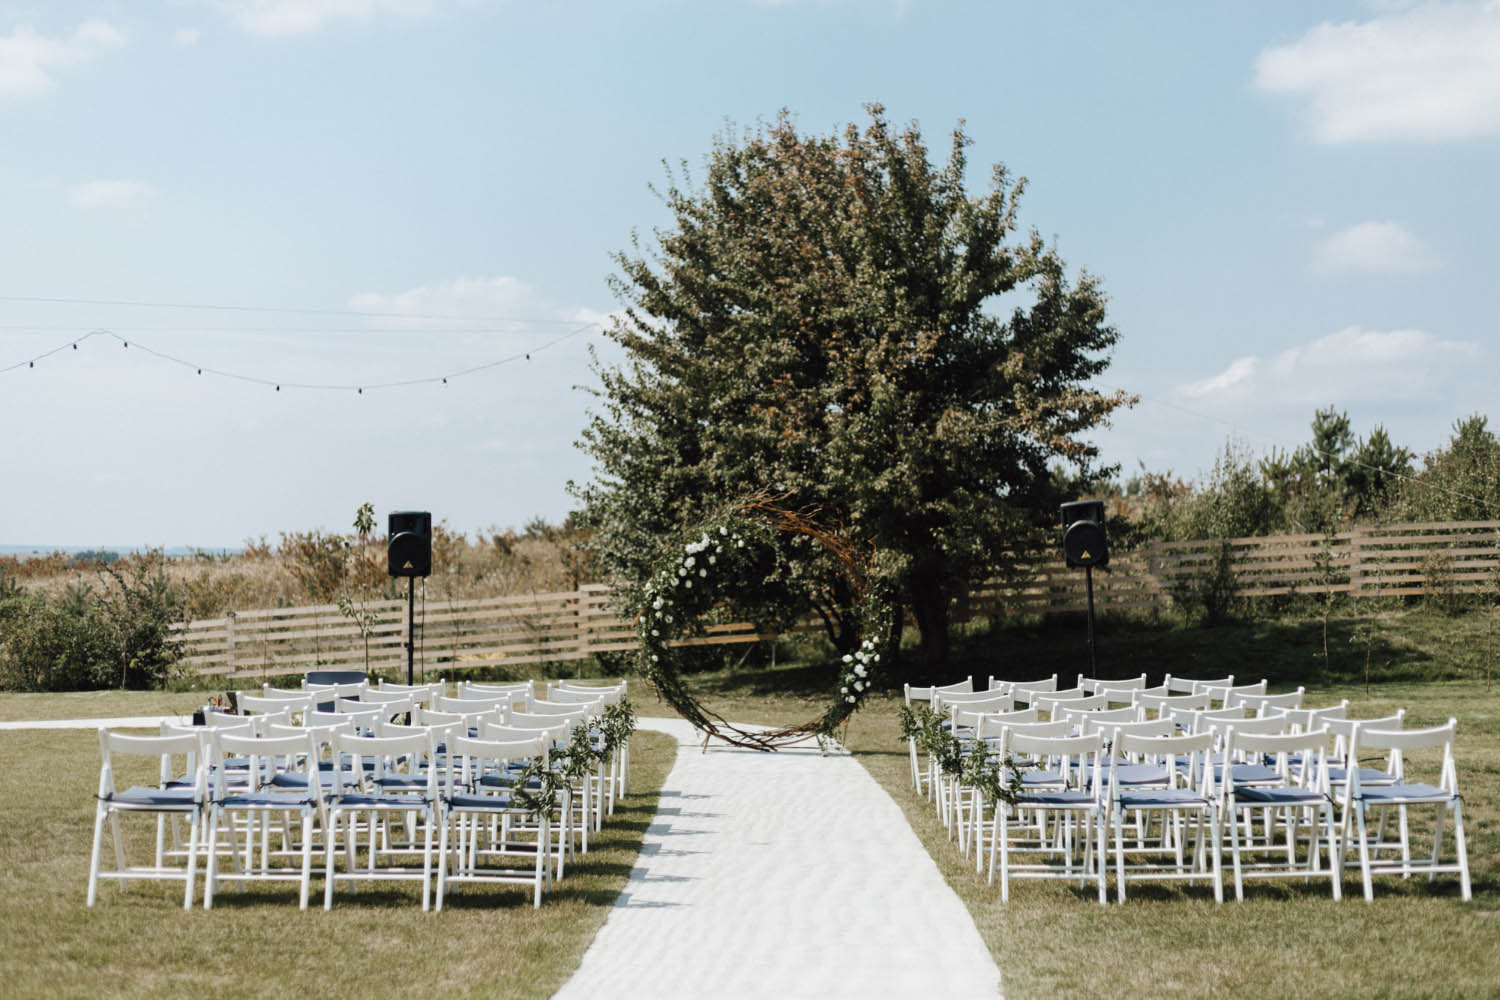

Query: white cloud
<box><xmin>212</xmin><ymin>0</ymin><xmax>437</xmax><ymax>37</ymax></box>
<box><xmin>1311</xmin><ymin>221</ymin><xmax>1443</xmax><ymax>276</ymax></box>
<box><xmin>68</xmin><ymin>179</ymin><xmax>155</xmax><ymax>209</ymax></box>
<box><xmin>348</xmin><ymin>275</ymin><xmax>610</xmax><ymax>330</ymax></box>
<box><xmin>1182</xmin><ymin>356</ymin><xmax>1257</xmax><ymax>399</ymax></box>
<box><xmin>1254</xmin><ymin>1</ymin><xmax>1500</xmax><ymax>142</ymax></box>
<box><xmin>1177</xmin><ymin>327</ymin><xmax>1482</xmax><ymax>406</ymax></box>
<box><xmin>0</xmin><ymin>20</ymin><xmax>124</xmax><ymax>98</ymax></box>
<box><xmin>174</xmin><ymin>27</ymin><xmax>201</xmax><ymax>46</ymax></box>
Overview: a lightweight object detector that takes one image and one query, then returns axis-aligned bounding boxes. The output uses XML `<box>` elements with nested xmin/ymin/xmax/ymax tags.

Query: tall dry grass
<box><xmin>2</xmin><ymin>521</ymin><xmax>590</xmax><ymax>622</ymax></box>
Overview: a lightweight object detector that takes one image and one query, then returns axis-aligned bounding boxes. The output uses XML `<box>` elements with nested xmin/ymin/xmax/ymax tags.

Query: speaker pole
<box><xmin>1084</xmin><ymin>564</ymin><xmax>1098</xmax><ymax>677</ymax></box>
<box><xmin>406</xmin><ymin>576</ymin><xmax>416</xmax><ymax>687</ymax></box>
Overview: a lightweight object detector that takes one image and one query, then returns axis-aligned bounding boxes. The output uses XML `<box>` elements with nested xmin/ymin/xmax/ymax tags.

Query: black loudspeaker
<box><xmin>388</xmin><ymin>511</ymin><xmax>432</xmax><ymax>578</ymax></box>
<box><xmin>1061</xmin><ymin>500</ymin><xmax>1108</xmax><ymax>569</ymax></box>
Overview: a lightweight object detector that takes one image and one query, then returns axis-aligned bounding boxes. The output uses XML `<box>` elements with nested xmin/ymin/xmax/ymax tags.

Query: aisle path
<box><xmin>554</xmin><ymin>717</ymin><xmax>1002</xmax><ymax>1000</ymax></box>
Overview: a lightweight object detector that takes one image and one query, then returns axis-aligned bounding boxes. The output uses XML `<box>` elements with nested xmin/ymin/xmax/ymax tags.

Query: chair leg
<box><xmin>182</xmin><ymin>809</ymin><xmax>200</xmax><ymax>910</ymax></box>
<box><xmin>204</xmin><ymin>806</ymin><xmax>222</xmax><ymax>910</ymax></box>
<box><xmin>1209</xmin><ymin>807</ymin><xmax>1223</xmax><ymax>904</ymax></box>
<box><xmin>324</xmin><ymin>810</ymin><xmax>339</xmax><ymax>910</ymax></box>
<box><xmin>1229</xmin><ymin>805</ymin><xmax>1245</xmax><ymax>902</ymax></box>
<box><xmin>1429</xmin><ymin>801</ymin><xmax>1446</xmax><ymax>883</ymax></box>
<box><xmin>298</xmin><ymin>812</ymin><xmax>313</xmax><ymax>911</ymax></box>
<box><xmin>436</xmin><ymin>811</ymin><xmax>451</xmax><ymax>913</ymax></box>
<box><xmin>1357</xmin><ymin>805</ymin><xmax>1374</xmax><ymax>902</ymax></box>
<box><xmin>86</xmin><ymin>804</ymin><xmax>108</xmax><ymax>907</ymax></box>
<box><xmin>1452</xmin><ymin>800</ymin><xmax>1472</xmax><ymax>902</ymax></box>
<box><xmin>420</xmin><ymin>809</ymin><xmax>433</xmax><ymax>913</ymax></box>
<box><xmin>1114</xmin><ymin>808</ymin><xmax>1127</xmax><ymax>903</ymax></box>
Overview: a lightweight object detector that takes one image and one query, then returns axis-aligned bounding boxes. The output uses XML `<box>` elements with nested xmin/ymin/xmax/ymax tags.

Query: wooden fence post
<box><xmin>225</xmin><ymin>611</ymin><xmax>237</xmax><ymax>679</ymax></box>
<box><xmin>1348</xmin><ymin>526</ymin><xmax>1365</xmax><ymax>609</ymax></box>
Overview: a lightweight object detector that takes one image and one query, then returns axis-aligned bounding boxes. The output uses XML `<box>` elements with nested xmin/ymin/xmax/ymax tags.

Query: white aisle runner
<box><xmin>553</xmin><ymin>718</ymin><xmax>1002</xmax><ymax>1000</ymax></box>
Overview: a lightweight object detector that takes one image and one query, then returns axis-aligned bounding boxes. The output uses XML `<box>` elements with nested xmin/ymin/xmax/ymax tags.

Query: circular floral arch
<box><xmin>632</xmin><ymin>495</ymin><xmax>892</xmax><ymax>750</ymax></box>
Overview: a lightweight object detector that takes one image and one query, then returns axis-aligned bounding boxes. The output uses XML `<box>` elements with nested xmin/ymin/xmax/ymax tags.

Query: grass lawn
<box><xmin>681</xmin><ymin>608</ymin><xmax>1500</xmax><ymax>1000</ymax></box>
<box><xmin>0</xmin><ymin>700</ymin><xmax>676</xmax><ymax>1000</ymax></box>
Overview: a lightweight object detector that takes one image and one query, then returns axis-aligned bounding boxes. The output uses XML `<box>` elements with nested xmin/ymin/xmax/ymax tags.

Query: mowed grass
<box><xmin>682</xmin><ymin>613</ymin><xmax>1500</xmax><ymax>1000</ymax></box>
<box><xmin>0</xmin><ymin>703</ymin><xmax>676</xmax><ymax>1000</ymax></box>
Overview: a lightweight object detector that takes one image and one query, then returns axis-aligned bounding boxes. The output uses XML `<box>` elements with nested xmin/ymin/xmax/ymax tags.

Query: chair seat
<box><xmin>269</xmin><ymin>772</ymin><xmax>343</xmax><ymax>789</ymax></box>
<box><xmin>1020</xmin><ymin>768</ymin><xmax>1066</xmax><ymax>787</ymax></box>
<box><xmin>1357</xmin><ymin>782</ymin><xmax>1451</xmax><ymax>805</ymax></box>
<box><xmin>1233</xmin><ymin>786</ymin><xmax>1328</xmax><ymax>805</ymax></box>
<box><xmin>1118</xmin><ymin>788</ymin><xmax>1210</xmax><ymax>809</ymax></box>
<box><xmin>1220</xmin><ymin>764</ymin><xmax>1280</xmax><ymax>786</ymax></box>
<box><xmin>445</xmin><ymin>792</ymin><xmax>522</xmax><ymax>811</ymax></box>
<box><xmin>219</xmin><ymin>790</ymin><xmax>318</xmax><ymax>809</ymax></box>
<box><xmin>1017</xmin><ymin>789</ymin><xmax>1097</xmax><ymax>808</ymax></box>
<box><xmin>1328</xmin><ymin>766</ymin><xmax>1398</xmax><ymax>785</ymax></box>
<box><xmin>107</xmin><ymin>787</ymin><xmax>199</xmax><ymax>809</ymax></box>
<box><xmin>333</xmin><ymin>792</ymin><xmax>432</xmax><ymax>809</ymax></box>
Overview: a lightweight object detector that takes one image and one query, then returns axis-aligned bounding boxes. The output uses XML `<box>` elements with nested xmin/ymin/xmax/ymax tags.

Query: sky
<box><xmin>1</xmin><ymin>0</ymin><xmax>1496</xmax><ymax>549</ymax></box>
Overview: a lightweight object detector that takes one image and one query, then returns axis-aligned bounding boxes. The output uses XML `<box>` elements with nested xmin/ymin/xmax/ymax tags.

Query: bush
<box><xmin>0</xmin><ymin>555</ymin><xmax>183</xmax><ymax>691</ymax></box>
<box><xmin>1170</xmin><ymin>541</ymin><xmax>1240</xmax><ymax>626</ymax></box>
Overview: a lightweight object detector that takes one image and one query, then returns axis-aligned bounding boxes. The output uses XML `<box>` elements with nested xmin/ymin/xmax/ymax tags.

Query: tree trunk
<box><xmin>907</xmin><ymin>567</ymin><xmax>951</xmax><ymax>680</ymax></box>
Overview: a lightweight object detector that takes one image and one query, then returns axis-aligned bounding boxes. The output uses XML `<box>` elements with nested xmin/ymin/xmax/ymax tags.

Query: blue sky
<box><xmin>1</xmin><ymin>1</ymin><xmax>1496</xmax><ymax>548</ymax></box>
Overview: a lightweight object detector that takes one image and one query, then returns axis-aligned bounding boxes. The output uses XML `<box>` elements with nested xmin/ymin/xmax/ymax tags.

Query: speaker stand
<box><xmin>405</xmin><ymin>576</ymin><xmax>416</xmax><ymax>686</ymax></box>
<box><xmin>1084</xmin><ymin>564</ymin><xmax>1098</xmax><ymax>677</ymax></box>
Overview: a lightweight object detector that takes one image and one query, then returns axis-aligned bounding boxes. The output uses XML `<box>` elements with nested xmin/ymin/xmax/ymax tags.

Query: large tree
<box><xmin>574</xmin><ymin>107</ymin><xmax>1130</xmax><ymax>677</ymax></box>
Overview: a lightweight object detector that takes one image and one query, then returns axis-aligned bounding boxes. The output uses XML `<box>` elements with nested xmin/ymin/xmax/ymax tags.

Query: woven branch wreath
<box><xmin>632</xmin><ymin>494</ymin><xmax>893</xmax><ymax>751</ymax></box>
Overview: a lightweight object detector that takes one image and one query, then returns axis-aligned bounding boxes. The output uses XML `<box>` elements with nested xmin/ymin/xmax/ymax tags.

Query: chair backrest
<box><xmin>480</xmin><ymin>718</ymin><xmax>571</xmax><ymax>746</ymax></box>
<box><xmin>331</xmin><ymin>729</ymin><xmax>437</xmax><ymax>793</ymax></box>
<box><xmin>435</xmin><ymin>693</ymin><xmax>512</xmax><ymax>716</ymax></box>
<box><xmin>528</xmin><ymin>698</ymin><xmax>602</xmax><ymax>719</ymax></box>
<box><xmin>1035</xmin><ymin>692</ymin><xmax>1106</xmax><ymax>718</ymax></box>
<box><xmin>360</xmin><ymin>689</ymin><xmax>417</xmax><ymax>708</ymax></box>
<box><xmin>1169</xmin><ymin>705</ymin><xmax>1248</xmax><ymax>732</ymax></box>
<box><xmin>303</xmin><ymin>679</ymin><xmax>368</xmax><ymax>699</ymax></box>
<box><xmin>904</xmin><ymin>677</ymin><xmax>974</xmax><ymax>704</ymax></box>
<box><xmin>549</xmin><ymin>681</ymin><xmax>626</xmax><ymax>706</ymax></box>
<box><xmin>545</xmin><ymin>687</ymin><xmax>615</xmax><ymax>707</ymax></box>
<box><xmin>1079</xmin><ymin>715</ymin><xmax>1174</xmax><ymax>740</ymax></box>
<box><xmin>1345</xmin><ymin>719</ymin><xmax>1458</xmax><ymax>797</ymax></box>
<box><xmin>1271</xmin><ymin>699</ymin><xmax>1349</xmax><ymax>732</ymax></box>
<box><xmin>444</xmin><ymin>732</ymin><xmax>548</xmax><ymax>793</ymax></box>
<box><xmin>1006</xmin><ymin>675</ymin><xmax>1061</xmax><ymax>706</ymax></box>
<box><xmin>1211</xmin><ymin>712</ymin><xmax>1292</xmax><ymax>741</ymax></box>
<box><xmin>1077</xmin><ymin>673</ymin><xmax>1148</xmax><ymax>695</ymax></box>
<box><xmin>260</xmin><ymin>684</ymin><xmax>316</xmax><ymax>702</ymax></box>
<box><xmin>305</xmin><ymin>706</ymin><xmax>381</xmax><ymax>732</ymax></box>
<box><xmin>969</xmin><ymin>707</ymin><xmax>1041</xmax><ymax>740</ymax></box>
<box><xmin>1008</xmin><ymin>730</ymin><xmax>1107</xmax><ymax>792</ymax></box>
<box><xmin>998</xmin><ymin>720</ymin><xmax>1074</xmax><ymax>746</ymax></box>
<box><xmin>96</xmin><ymin>728</ymin><xmax>206</xmax><ymax>799</ymax></box>
<box><xmin>511</xmin><ymin>706</ymin><xmax>587</xmax><ymax>730</ymax></box>
<box><xmin>1229</xmin><ymin>687</ymin><xmax>1304</xmax><ymax>713</ymax></box>
<box><xmin>376</xmin><ymin>679</ymin><xmax>446</xmax><ymax>707</ymax></box>
<box><xmin>936</xmin><ymin>691</ymin><xmax>1013</xmax><ymax>716</ymax></box>
<box><xmin>1111</xmin><ymin>729</ymin><xmax>1215</xmax><ymax>794</ymax></box>
<box><xmin>1055</xmin><ymin>704</ymin><xmax>1138</xmax><ymax>729</ymax></box>
<box><xmin>1135</xmin><ymin>690</ymin><xmax>1212</xmax><ymax>718</ymax></box>
<box><xmin>199</xmin><ymin>710</ymin><xmax>257</xmax><ymax>732</ymax></box>
<box><xmin>237</xmin><ymin>692</ymin><xmax>312</xmax><ymax>716</ymax></box>
<box><xmin>1163</xmin><ymin>673</ymin><xmax>1233</xmax><ymax>695</ymax></box>
<box><xmin>457</xmin><ymin>680</ymin><xmax>535</xmax><ymax>703</ymax></box>
<box><xmin>1203</xmin><ymin>679</ymin><xmax>1268</xmax><ymax>706</ymax></box>
<box><xmin>1324</xmin><ymin>710</ymin><xmax>1405</xmax><ymax>761</ymax></box>
<box><xmin>209</xmin><ymin>729</ymin><xmax>321</xmax><ymax>797</ymax></box>
<box><xmin>1220</xmin><ymin>726</ymin><xmax>1330</xmax><ymax>799</ymax></box>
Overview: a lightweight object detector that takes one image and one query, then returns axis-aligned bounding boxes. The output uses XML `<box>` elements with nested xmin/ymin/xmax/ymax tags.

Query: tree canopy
<box><xmin>573</xmin><ymin>106</ymin><xmax>1130</xmax><ymax>677</ymax></box>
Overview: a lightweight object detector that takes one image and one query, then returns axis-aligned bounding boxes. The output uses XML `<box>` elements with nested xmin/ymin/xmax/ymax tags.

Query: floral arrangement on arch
<box><xmin>631</xmin><ymin>496</ymin><xmax>893</xmax><ymax>750</ymax></box>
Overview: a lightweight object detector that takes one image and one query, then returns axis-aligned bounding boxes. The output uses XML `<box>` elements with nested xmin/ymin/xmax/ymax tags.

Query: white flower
<box><xmin>854</xmin><ymin>664</ymin><xmax>867</xmax><ymax>678</ymax></box>
<box><xmin>840</xmin><ymin>686</ymin><xmax>849</xmax><ymax>695</ymax></box>
<box><xmin>708</xmin><ymin>555</ymin><xmax>716</xmax><ymax>565</ymax></box>
<box><xmin>653</xmin><ymin>597</ymin><xmax>664</xmax><ymax>610</ymax></box>
<box><xmin>684</xmin><ymin>555</ymin><xmax>696</xmax><ymax>569</ymax></box>
<box><xmin>737</xmin><ymin>539</ymin><xmax>744</xmax><ymax>548</ymax></box>
<box><xmin>651</xmin><ymin>629</ymin><xmax>659</xmax><ymax>637</ymax></box>
<box><xmin>665</xmin><ymin>614</ymin><xmax>673</xmax><ymax>622</ymax></box>
<box><xmin>699</xmin><ymin>568</ymin><xmax>707</xmax><ymax>577</ymax></box>
<box><xmin>845</xmin><ymin>695</ymin><xmax>856</xmax><ymax>704</ymax></box>
<box><xmin>720</xmin><ymin>526</ymin><xmax>728</xmax><ymax>535</ymax></box>
<box><xmin>871</xmin><ymin>653</ymin><xmax>880</xmax><ymax>662</ymax></box>
<box><xmin>651</xmin><ymin>654</ymin><xmax>659</xmax><ymax>662</ymax></box>
<box><xmin>685</xmin><ymin>580</ymin><xmax>692</xmax><ymax>589</ymax></box>
<box><xmin>842</xmin><ymin>654</ymin><xmax>853</xmax><ymax>663</ymax></box>
<box><xmin>854</xmin><ymin>680</ymin><xmax>864</xmax><ymax>692</ymax></box>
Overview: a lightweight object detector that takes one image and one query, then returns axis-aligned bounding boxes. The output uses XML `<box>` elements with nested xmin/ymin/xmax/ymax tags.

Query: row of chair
<box><xmin>86</xmin><ymin>677</ymin><xmax>632</xmax><ymax>911</ymax></box>
<box><xmin>906</xmin><ymin>674</ymin><xmax>1471</xmax><ymax>904</ymax></box>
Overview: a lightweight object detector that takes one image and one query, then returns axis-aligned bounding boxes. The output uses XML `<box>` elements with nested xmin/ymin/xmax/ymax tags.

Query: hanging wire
<box><xmin>1</xmin><ymin>324</ymin><xmax>598</xmax><ymax>389</ymax></box>
<box><xmin>0</xmin><ymin>293</ymin><xmax>594</xmax><ymax>325</ymax></box>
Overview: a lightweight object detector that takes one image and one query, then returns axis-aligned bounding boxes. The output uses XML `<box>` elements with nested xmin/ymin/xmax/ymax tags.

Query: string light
<box><xmin>0</xmin><ymin>323</ymin><xmax>598</xmax><ymax>389</ymax></box>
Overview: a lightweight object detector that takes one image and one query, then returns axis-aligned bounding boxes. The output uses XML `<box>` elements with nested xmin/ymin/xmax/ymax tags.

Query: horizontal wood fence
<box><xmin>171</xmin><ymin>520</ymin><xmax>1500</xmax><ymax>681</ymax></box>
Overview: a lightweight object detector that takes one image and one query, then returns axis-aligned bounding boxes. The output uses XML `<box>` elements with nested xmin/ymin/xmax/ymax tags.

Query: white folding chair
<box><xmin>87</xmin><ymin>729</ymin><xmax>208</xmax><ymax>909</ymax></box>
<box><xmin>323</xmin><ymin>729</ymin><xmax>439</xmax><ymax>910</ymax></box>
<box><xmin>203</xmin><ymin>729</ymin><xmax>325</xmax><ymax>909</ymax></box>
<box><xmin>1005</xmin><ymin>675</ymin><xmax>1062</xmax><ymax>707</ymax></box>
<box><xmin>989</xmin><ymin>730</ymin><xmax>1108</xmax><ymax>904</ymax></box>
<box><xmin>905</xmin><ymin>678</ymin><xmax>973</xmax><ymax>796</ymax></box>
<box><xmin>437</xmin><ymin>733</ymin><xmax>553</xmax><ymax>909</ymax></box>
<box><xmin>1219</xmin><ymin>726</ymin><xmax>1340</xmax><ymax>901</ymax></box>
<box><xmin>1077</xmin><ymin>673</ymin><xmax>1147</xmax><ymax>696</ymax></box>
<box><xmin>1106</xmin><ymin>728</ymin><xmax>1223</xmax><ymax>903</ymax></box>
<box><xmin>1163</xmin><ymin>673</ymin><xmax>1233</xmax><ymax>695</ymax></box>
<box><xmin>1341</xmin><ymin>718</ymin><xmax>1471</xmax><ymax>902</ymax></box>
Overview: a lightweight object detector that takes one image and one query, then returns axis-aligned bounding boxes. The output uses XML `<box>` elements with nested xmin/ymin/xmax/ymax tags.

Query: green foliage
<box><xmin>1169</xmin><ymin>540</ymin><xmax>1240</xmax><ymax>626</ymax></box>
<box><xmin>1397</xmin><ymin>414</ymin><xmax>1500</xmax><ymax>522</ymax></box>
<box><xmin>575</xmin><ymin>106</ymin><xmax>1129</xmax><ymax>674</ymax></box>
<box><xmin>0</xmin><ymin>553</ymin><xmax>182</xmax><ymax>691</ymax></box>
<box><xmin>901</xmin><ymin>702</ymin><xmax>1020</xmax><ymax>806</ymax></box>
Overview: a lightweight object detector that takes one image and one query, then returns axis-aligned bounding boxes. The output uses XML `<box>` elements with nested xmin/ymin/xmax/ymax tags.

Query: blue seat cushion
<box><xmin>1234</xmin><ymin>786</ymin><xmax>1327</xmax><ymax>806</ymax></box>
<box><xmin>333</xmin><ymin>793</ymin><xmax>431</xmax><ymax>809</ymax></box>
<box><xmin>1021</xmin><ymin>769</ymin><xmax>1066</xmax><ymax>787</ymax></box>
<box><xmin>107</xmin><ymin>787</ymin><xmax>198</xmax><ymax>808</ymax></box>
<box><xmin>1328</xmin><ymin>766</ymin><xmax>1397</xmax><ymax>785</ymax></box>
<box><xmin>269</xmin><ymin>772</ymin><xmax>343</xmax><ymax>789</ymax></box>
<box><xmin>1018</xmin><ymin>790</ymin><xmax>1097</xmax><ymax>807</ymax></box>
<box><xmin>446</xmin><ymin>792</ymin><xmax>521</xmax><ymax>811</ymax></box>
<box><xmin>1358</xmin><ymin>783</ymin><xmax>1451</xmax><ymax>804</ymax></box>
<box><xmin>219</xmin><ymin>790</ymin><xmax>317</xmax><ymax>809</ymax></box>
<box><xmin>1118</xmin><ymin>788</ymin><xmax>1209</xmax><ymax>809</ymax></box>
